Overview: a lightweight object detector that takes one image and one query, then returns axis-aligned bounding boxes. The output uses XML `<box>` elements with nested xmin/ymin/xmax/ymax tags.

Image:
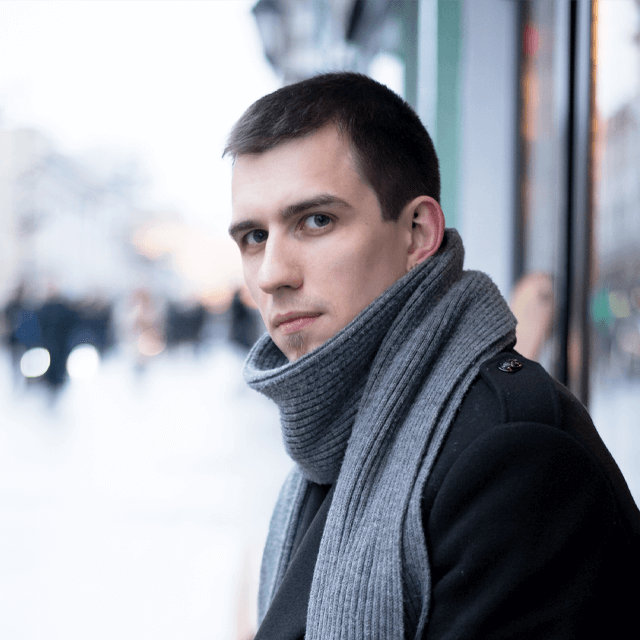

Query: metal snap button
<box><xmin>497</xmin><ymin>357</ymin><xmax>523</xmax><ymax>373</ymax></box>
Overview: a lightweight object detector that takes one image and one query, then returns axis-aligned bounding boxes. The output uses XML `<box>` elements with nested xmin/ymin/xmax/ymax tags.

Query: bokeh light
<box><xmin>20</xmin><ymin>347</ymin><xmax>51</xmax><ymax>378</ymax></box>
<box><xmin>66</xmin><ymin>344</ymin><xmax>101</xmax><ymax>380</ymax></box>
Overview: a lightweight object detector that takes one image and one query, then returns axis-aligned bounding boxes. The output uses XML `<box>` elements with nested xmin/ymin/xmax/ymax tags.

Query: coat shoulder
<box><xmin>424</xmin><ymin>350</ymin><xmax>564</xmax><ymax>508</ymax></box>
<box><xmin>478</xmin><ymin>351</ymin><xmax>561</xmax><ymax>426</ymax></box>
<box><xmin>478</xmin><ymin>351</ymin><xmax>640</xmax><ymax>535</ymax></box>
<box><xmin>421</xmin><ymin>352</ymin><xmax>640</xmax><ymax>639</ymax></box>
<box><xmin>423</xmin><ymin>349</ymin><xmax>640</xmax><ymax>566</ymax></box>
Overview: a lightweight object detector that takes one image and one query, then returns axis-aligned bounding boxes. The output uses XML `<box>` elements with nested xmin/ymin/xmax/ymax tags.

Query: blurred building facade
<box><xmin>0</xmin><ymin>127</ymin><xmax>138</xmax><ymax>302</ymax></box>
<box><xmin>594</xmin><ymin>81</ymin><xmax>640</xmax><ymax>377</ymax></box>
<box><xmin>252</xmin><ymin>0</ymin><xmax>414</xmax><ymax>86</ymax></box>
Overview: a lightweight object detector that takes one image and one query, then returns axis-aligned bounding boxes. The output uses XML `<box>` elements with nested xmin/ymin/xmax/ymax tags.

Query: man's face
<box><xmin>229</xmin><ymin>126</ymin><xmax>410</xmax><ymax>361</ymax></box>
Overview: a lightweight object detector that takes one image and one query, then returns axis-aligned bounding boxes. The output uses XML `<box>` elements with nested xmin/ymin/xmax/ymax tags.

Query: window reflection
<box><xmin>590</xmin><ymin>0</ymin><xmax>640</xmax><ymax>499</ymax></box>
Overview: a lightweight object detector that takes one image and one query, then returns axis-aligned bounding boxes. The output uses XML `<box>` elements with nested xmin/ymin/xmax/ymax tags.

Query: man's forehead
<box><xmin>230</xmin><ymin>128</ymin><xmax>362</xmax><ymax>213</ymax></box>
<box><xmin>232</xmin><ymin>126</ymin><xmax>356</xmax><ymax>177</ymax></box>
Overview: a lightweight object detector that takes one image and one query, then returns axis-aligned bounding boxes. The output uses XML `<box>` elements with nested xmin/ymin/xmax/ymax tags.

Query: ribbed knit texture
<box><xmin>245</xmin><ymin>230</ymin><xmax>517</xmax><ymax>639</ymax></box>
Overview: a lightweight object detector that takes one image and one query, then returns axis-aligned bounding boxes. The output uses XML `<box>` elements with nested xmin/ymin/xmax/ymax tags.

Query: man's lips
<box><xmin>273</xmin><ymin>312</ymin><xmax>321</xmax><ymax>334</ymax></box>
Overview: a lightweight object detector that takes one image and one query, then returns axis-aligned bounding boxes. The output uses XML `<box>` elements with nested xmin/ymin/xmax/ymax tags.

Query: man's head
<box><xmin>226</xmin><ymin>72</ymin><xmax>445</xmax><ymax>361</ymax></box>
<box><xmin>224</xmin><ymin>72</ymin><xmax>440</xmax><ymax>222</ymax></box>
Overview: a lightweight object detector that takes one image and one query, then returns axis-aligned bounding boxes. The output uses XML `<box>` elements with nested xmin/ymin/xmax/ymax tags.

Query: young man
<box><xmin>225</xmin><ymin>73</ymin><xmax>640</xmax><ymax>640</ymax></box>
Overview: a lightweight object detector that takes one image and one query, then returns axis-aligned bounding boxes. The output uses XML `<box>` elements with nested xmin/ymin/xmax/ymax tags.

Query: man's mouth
<box><xmin>274</xmin><ymin>313</ymin><xmax>321</xmax><ymax>334</ymax></box>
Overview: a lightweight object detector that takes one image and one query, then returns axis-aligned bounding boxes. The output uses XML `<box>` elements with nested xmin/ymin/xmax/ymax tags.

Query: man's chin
<box><xmin>280</xmin><ymin>332</ymin><xmax>308</xmax><ymax>362</ymax></box>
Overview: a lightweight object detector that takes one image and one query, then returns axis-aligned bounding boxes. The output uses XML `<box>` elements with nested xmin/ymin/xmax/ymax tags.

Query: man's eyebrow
<box><xmin>228</xmin><ymin>194</ymin><xmax>351</xmax><ymax>239</ymax></box>
<box><xmin>280</xmin><ymin>194</ymin><xmax>352</xmax><ymax>220</ymax></box>
<box><xmin>228</xmin><ymin>219</ymin><xmax>259</xmax><ymax>240</ymax></box>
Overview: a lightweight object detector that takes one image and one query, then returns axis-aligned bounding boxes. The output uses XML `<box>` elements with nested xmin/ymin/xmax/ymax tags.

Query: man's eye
<box><xmin>303</xmin><ymin>214</ymin><xmax>332</xmax><ymax>230</ymax></box>
<box><xmin>245</xmin><ymin>229</ymin><xmax>268</xmax><ymax>245</ymax></box>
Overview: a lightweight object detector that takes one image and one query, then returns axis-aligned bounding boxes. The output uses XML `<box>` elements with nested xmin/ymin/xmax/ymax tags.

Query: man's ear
<box><xmin>404</xmin><ymin>196</ymin><xmax>445</xmax><ymax>271</ymax></box>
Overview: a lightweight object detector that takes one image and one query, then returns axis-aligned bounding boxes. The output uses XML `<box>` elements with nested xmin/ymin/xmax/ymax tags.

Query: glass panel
<box><xmin>515</xmin><ymin>1</ymin><xmax>567</xmax><ymax>375</ymax></box>
<box><xmin>590</xmin><ymin>0</ymin><xmax>640</xmax><ymax>500</ymax></box>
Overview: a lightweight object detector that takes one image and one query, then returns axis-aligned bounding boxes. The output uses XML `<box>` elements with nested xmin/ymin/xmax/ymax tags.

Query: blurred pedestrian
<box><xmin>2</xmin><ymin>282</ymin><xmax>42</xmax><ymax>383</ymax></box>
<box><xmin>509</xmin><ymin>271</ymin><xmax>554</xmax><ymax>361</ymax></box>
<box><xmin>229</xmin><ymin>289</ymin><xmax>260</xmax><ymax>350</ymax></box>
<box><xmin>38</xmin><ymin>291</ymin><xmax>80</xmax><ymax>390</ymax></box>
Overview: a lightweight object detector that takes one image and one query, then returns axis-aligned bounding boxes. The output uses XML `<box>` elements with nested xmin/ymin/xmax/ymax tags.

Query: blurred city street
<box><xmin>0</xmin><ymin>342</ymin><xmax>289</xmax><ymax>640</ymax></box>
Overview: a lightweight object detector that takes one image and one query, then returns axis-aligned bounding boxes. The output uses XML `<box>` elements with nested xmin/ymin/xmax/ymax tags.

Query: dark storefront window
<box><xmin>516</xmin><ymin>1</ymin><xmax>586</xmax><ymax>388</ymax></box>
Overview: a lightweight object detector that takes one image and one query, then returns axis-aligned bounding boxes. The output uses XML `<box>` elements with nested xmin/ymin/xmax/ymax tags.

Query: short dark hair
<box><xmin>223</xmin><ymin>72</ymin><xmax>440</xmax><ymax>221</ymax></box>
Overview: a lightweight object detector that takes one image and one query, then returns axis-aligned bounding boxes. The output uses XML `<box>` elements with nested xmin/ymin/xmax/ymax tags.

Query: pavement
<box><xmin>0</xmin><ymin>343</ymin><xmax>289</xmax><ymax>640</ymax></box>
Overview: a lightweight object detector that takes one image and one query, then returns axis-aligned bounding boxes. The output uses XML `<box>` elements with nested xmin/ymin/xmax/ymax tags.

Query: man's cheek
<box><xmin>326</xmin><ymin>249</ymin><xmax>366</xmax><ymax>281</ymax></box>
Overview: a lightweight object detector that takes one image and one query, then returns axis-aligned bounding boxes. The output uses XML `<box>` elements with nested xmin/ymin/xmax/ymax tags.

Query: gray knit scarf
<box><xmin>244</xmin><ymin>230</ymin><xmax>517</xmax><ymax>639</ymax></box>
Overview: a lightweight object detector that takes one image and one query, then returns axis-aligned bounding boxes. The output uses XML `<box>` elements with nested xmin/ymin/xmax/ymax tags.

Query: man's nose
<box><xmin>257</xmin><ymin>235</ymin><xmax>302</xmax><ymax>294</ymax></box>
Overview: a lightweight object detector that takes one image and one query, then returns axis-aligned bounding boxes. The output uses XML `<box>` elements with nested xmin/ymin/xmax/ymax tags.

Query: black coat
<box><xmin>255</xmin><ymin>352</ymin><xmax>640</xmax><ymax>639</ymax></box>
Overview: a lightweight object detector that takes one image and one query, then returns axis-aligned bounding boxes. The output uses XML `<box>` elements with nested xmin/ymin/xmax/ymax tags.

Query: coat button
<box><xmin>498</xmin><ymin>357</ymin><xmax>523</xmax><ymax>373</ymax></box>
